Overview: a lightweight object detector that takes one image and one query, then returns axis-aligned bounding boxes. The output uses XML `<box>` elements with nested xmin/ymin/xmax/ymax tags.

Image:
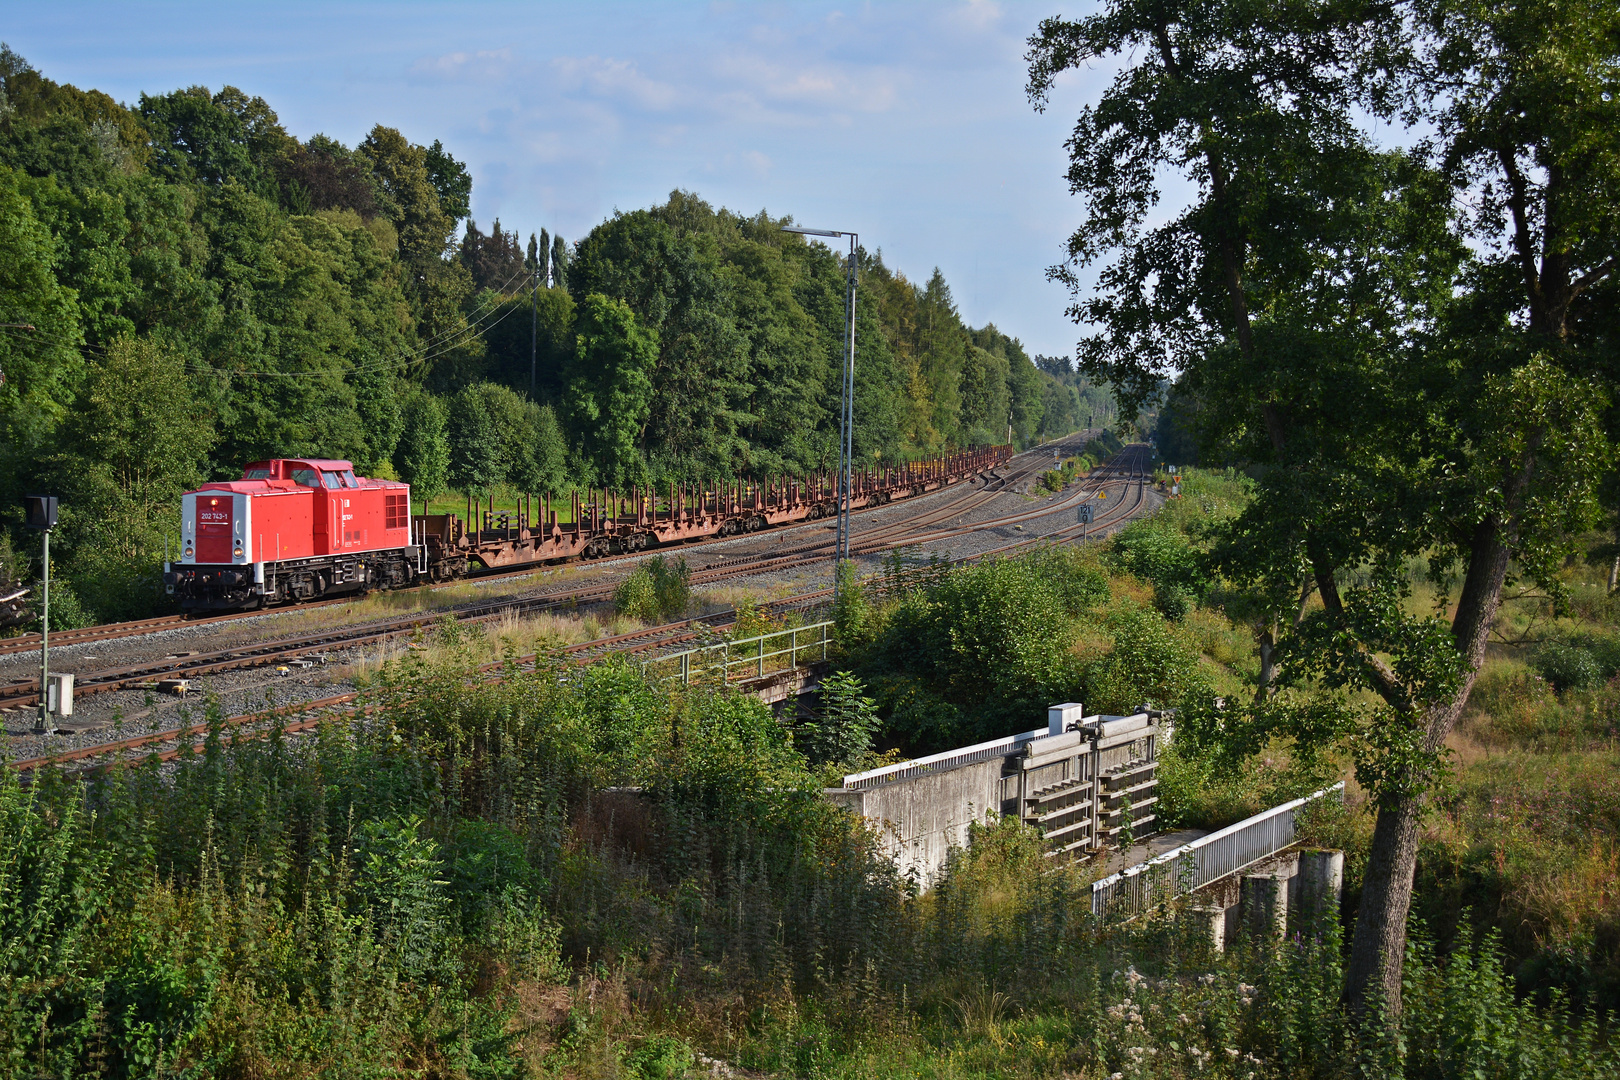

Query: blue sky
<box><xmin>6</xmin><ymin>1</ymin><xmax>1117</xmax><ymax>358</ymax></box>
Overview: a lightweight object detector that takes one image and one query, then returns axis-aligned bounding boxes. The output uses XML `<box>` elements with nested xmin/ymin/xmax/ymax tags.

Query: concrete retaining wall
<box><xmin>823</xmin><ymin>756</ymin><xmax>1004</xmax><ymax>886</ymax></box>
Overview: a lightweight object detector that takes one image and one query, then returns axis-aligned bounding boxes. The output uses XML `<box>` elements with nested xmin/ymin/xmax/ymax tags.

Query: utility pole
<box><xmin>24</xmin><ymin>495</ymin><xmax>57</xmax><ymax>733</ymax></box>
<box><xmin>781</xmin><ymin>224</ymin><xmax>860</xmax><ymax>598</ymax></box>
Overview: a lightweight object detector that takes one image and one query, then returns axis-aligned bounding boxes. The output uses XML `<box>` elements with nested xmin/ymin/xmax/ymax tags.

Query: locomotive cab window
<box><xmin>341</xmin><ymin>470</ymin><xmax>357</xmax><ymax>487</ymax></box>
<box><xmin>322</xmin><ymin>472</ymin><xmax>342</xmax><ymax>490</ymax></box>
<box><xmin>243</xmin><ymin>467</ymin><xmax>271</xmax><ymax>480</ymax></box>
<box><xmin>291</xmin><ymin>468</ymin><xmax>320</xmax><ymax>488</ymax></box>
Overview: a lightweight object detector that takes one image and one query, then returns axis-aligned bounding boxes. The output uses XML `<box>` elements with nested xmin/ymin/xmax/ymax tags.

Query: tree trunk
<box><xmin>1609</xmin><ymin>521</ymin><xmax>1619</xmax><ymax>594</ymax></box>
<box><xmin>1345</xmin><ymin>516</ymin><xmax>1512</xmax><ymax>1014</ymax></box>
<box><xmin>1254</xmin><ymin>625</ymin><xmax>1277</xmax><ymax>703</ymax></box>
<box><xmin>1344</xmin><ymin>793</ymin><xmax>1423</xmax><ymax>1011</ymax></box>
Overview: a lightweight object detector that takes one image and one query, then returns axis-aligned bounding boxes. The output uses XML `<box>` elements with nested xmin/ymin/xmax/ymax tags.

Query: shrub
<box><xmin>857</xmin><ymin>551</ymin><xmax>1098</xmax><ymax>749</ymax></box>
<box><xmin>1533</xmin><ymin>642</ymin><xmax>1603</xmax><ymax>693</ymax></box>
<box><xmin>1155</xmin><ymin>582</ymin><xmax>1193</xmax><ymax>621</ymax></box>
<box><xmin>832</xmin><ymin>558</ymin><xmax>869</xmax><ymax>645</ymax></box>
<box><xmin>626</xmin><ymin>1035</ymin><xmax>694</xmax><ymax>1079</ymax></box>
<box><xmin>1109</xmin><ymin>518</ymin><xmax>1209</xmax><ymax>612</ymax></box>
<box><xmin>613</xmin><ymin>555</ymin><xmax>691</xmax><ymax>623</ymax></box>
<box><xmin>801</xmin><ymin>670</ymin><xmax>880</xmax><ymax>767</ymax></box>
<box><xmin>1084</xmin><ymin>605</ymin><xmax>1208</xmax><ymax>714</ymax></box>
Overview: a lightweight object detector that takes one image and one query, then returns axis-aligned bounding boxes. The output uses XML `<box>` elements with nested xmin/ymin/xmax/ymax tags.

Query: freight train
<box><xmin>166</xmin><ymin>448</ymin><xmax>1012</xmax><ymax>612</ymax></box>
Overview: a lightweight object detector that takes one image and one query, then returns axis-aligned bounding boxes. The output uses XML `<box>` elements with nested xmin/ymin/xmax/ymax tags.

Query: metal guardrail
<box><xmin>1090</xmin><ymin>782</ymin><xmax>1345</xmax><ymax>917</ymax></box>
<box><xmin>840</xmin><ymin>725</ymin><xmax>1048</xmax><ymax>790</ymax></box>
<box><xmin>641</xmin><ymin>620</ymin><xmax>833</xmax><ymax>686</ymax></box>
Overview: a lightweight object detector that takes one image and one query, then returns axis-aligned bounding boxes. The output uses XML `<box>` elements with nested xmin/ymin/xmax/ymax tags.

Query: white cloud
<box><xmin>408</xmin><ymin>48</ymin><xmax>514</xmax><ymax>83</ymax></box>
<box><xmin>948</xmin><ymin>0</ymin><xmax>1004</xmax><ymax>33</ymax></box>
<box><xmin>552</xmin><ymin>55</ymin><xmax>679</xmax><ymax>111</ymax></box>
<box><xmin>709</xmin><ymin>52</ymin><xmax>901</xmax><ymax>115</ymax></box>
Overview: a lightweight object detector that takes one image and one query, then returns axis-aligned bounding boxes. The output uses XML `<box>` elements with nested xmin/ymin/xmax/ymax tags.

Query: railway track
<box><xmin>0</xmin><ymin>442</ymin><xmax>1151</xmax><ymax>716</ymax></box>
<box><xmin>0</xmin><ymin>434</ymin><xmax>1095</xmax><ymax>661</ymax></box>
<box><xmin>8</xmin><ymin>449</ymin><xmax>1156</xmax><ymax>772</ymax></box>
<box><xmin>5</xmin><ymin>591</ymin><xmax>827</xmax><ymax>773</ymax></box>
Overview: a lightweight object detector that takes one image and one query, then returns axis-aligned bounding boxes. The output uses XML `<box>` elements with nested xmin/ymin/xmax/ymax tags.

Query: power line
<box><xmin>0</xmin><ymin>260</ymin><xmax>542</xmax><ymax>379</ymax></box>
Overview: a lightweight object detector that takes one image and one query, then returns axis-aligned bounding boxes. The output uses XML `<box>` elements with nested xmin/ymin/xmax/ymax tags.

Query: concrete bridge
<box><xmin>823</xmin><ymin>703</ymin><xmax>1166</xmax><ymax>885</ymax></box>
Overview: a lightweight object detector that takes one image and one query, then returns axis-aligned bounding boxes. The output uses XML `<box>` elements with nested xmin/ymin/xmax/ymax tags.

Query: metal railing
<box><xmin>840</xmin><ymin>725</ymin><xmax>1048</xmax><ymax>790</ymax></box>
<box><xmin>642</xmin><ymin>620</ymin><xmax>833</xmax><ymax>686</ymax></box>
<box><xmin>1090</xmin><ymin>782</ymin><xmax>1344</xmax><ymax>918</ymax></box>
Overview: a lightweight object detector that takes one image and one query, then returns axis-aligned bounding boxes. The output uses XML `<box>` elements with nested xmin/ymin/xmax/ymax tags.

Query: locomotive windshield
<box><xmin>321</xmin><ymin>472</ymin><xmax>342</xmax><ymax>490</ymax></box>
<box><xmin>290</xmin><ymin>467</ymin><xmax>320</xmax><ymax>487</ymax></box>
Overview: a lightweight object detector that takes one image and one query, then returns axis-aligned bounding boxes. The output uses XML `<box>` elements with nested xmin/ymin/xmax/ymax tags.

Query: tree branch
<box><xmin>1497</xmin><ymin>147</ymin><xmax>1546</xmax><ymax>332</ymax></box>
<box><xmin>1310</xmin><ymin>548</ymin><xmax>1416</xmax><ymax>714</ymax></box>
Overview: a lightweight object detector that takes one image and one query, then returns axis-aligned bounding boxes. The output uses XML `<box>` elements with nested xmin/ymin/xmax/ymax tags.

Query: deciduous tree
<box><xmin>1028</xmin><ymin>0</ymin><xmax>1618</xmax><ymax>1014</ymax></box>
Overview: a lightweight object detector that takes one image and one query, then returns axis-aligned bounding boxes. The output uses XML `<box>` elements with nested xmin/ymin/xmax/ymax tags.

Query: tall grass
<box><xmin>3</xmin><ymin>644</ymin><xmax>1612</xmax><ymax>1076</ymax></box>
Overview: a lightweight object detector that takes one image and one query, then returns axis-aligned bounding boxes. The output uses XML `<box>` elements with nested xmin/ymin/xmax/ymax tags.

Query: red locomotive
<box><xmin>167</xmin><ymin>459</ymin><xmax>420</xmax><ymax>610</ymax></box>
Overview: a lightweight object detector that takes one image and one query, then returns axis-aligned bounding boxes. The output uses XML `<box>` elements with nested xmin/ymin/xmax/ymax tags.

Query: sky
<box><xmin>4</xmin><ymin>1</ymin><xmax>1117</xmax><ymax>358</ymax></box>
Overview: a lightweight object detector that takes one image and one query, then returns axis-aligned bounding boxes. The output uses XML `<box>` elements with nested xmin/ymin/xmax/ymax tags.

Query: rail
<box><xmin>641</xmin><ymin>620</ymin><xmax>834</xmax><ymax>686</ymax></box>
<box><xmin>1090</xmin><ymin>782</ymin><xmax>1344</xmax><ymax>918</ymax></box>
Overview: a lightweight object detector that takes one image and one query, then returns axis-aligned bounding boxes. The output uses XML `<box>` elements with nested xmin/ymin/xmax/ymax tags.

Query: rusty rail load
<box><xmin>421</xmin><ymin>445</ymin><xmax>1012</xmax><ymax>579</ymax></box>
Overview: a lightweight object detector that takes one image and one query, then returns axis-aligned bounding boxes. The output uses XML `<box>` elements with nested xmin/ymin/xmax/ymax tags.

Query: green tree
<box><xmin>422</xmin><ymin>139</ymin><xmax>470</xmax><ymax>224</ymax></box>
<box><xmin>549</xmin><ymin>232</ymin><xmax>567</xmax><ymax>291</ymax></box>
<box><xmin>0</xmin><ymin>164</ymin><xmax>83</xmax><ymax>505</ymax></box>
<box><xmin>959</xmin><ymin>345</ymin><xmax>1011</xmax><ymax>445</ymax></box>
<box><xmin>395</xmin><ymin>389</ymin><xmax>449</xmax><ymax>513</ymax></box>
<box><xmin>138</xmin><ymin>85</ymin><xmax>290</xmax><ymax>194</ymax></box>
<box><xmin>569</xmin><ymin>203</ymin><xmax>750</xmax><ymax>473</ymax></box>
<box><xmin>50</xmin><ymin>335</ymin><xmax>213</xmax><ymax>619</ymax></box>
<box><xmin>1028</xmin><ymin>0</ymin><xmax>1617</xmax><ymax>1013</ymax></box>
<box><xmin>447</xmin><ymin>384</ymin><xmax>504</xmax><ymax>495</ymax></box>
<box><xmin>359</xmin><ymin>125</ymin><xmax>480</xmax><ymax>390</ymax></box>
<box><xmin>528</xmin><ymin>402</ymin><xmax>569</xmax><ymax>495</ymax></box>
<box><xmin>565</xmin><ymin>294</ymin><xmax>658</xmax><ymax>489</ymax></box>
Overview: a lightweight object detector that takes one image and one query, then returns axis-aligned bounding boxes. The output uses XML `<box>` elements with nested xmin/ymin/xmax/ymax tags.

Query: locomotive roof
<box><xmin>240</xmin><ymin>457</ymin><xmax>355</xmax><ymax>471</ymax></box>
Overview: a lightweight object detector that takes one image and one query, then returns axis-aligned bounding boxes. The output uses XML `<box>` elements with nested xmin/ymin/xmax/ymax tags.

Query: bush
<box><xmin>1155</xmin><ymin>583</ymin><xmax>1193</xmax><ymax>621</ymax></box>
<box><xmin>832</xmin><ymin>558</ymin><xmax>869</xmax><ymax>645</ymax></box>
<box><xmin>613</xmin><ymin>554</ymin><xmax>691</xmax><ymax>623</ymax></box>
<box><xmin>1533</xmin><ymin>642</ymin><xmax>1603</xmax><ymax>693</ymax></box>
<box><xmin>801</xmin><ymin>670</ymin><xmax>880</xmax><ymax>767</ymax></box>
<box><xmin>856</xmin><ymin>550</ymin><xmax>1101</xmax><ymax>749</ymax></box>
<box><xmin>1084</xmin><ymin>605</ymin><xmax>1208</xmax><ymax>714</ymax></box>
<box><xmin>1109</xmin><ymin>518</ymin><xmax>1209</xmax><ymax>610</ymax></box>
<box><xmin>626</xmin><ymin>1036</ymin><xmax>694</xmax><ymax>1079</ymax></box>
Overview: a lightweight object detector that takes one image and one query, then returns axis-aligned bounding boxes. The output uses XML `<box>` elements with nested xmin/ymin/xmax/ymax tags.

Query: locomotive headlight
<box><xmin>183</xmin><ymin>545</ymin><xmax>194</xmax><ymax>559</ymax></box>
<box><xmin>233</xmin><ymin>545</ymin><xmax>244</xmax><ymax>560</ymax></box>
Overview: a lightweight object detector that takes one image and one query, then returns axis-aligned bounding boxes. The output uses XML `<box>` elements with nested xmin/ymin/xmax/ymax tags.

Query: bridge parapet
<box><xmin>824</xmin><ymin>704</ymin><xmax>1169</xmax><ymax>887</ymax></box>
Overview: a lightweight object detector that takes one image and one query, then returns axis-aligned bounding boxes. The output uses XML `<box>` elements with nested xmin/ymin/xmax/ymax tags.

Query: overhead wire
<box><xmin>190</xmin><ymin>257</ymin><xmax>540</xmax><ymax>377</ymax></box>
<box><xmin>0</xmin><ymin>259</ymin><xmax>544</xmax><ymax>379</ymax></box>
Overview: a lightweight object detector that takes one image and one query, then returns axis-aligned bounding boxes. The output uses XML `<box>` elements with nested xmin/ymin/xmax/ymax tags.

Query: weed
<box><xmin>614</xmin><ymin>556</ymin><xmax>692</xmax><ymax>623</ymax></box>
